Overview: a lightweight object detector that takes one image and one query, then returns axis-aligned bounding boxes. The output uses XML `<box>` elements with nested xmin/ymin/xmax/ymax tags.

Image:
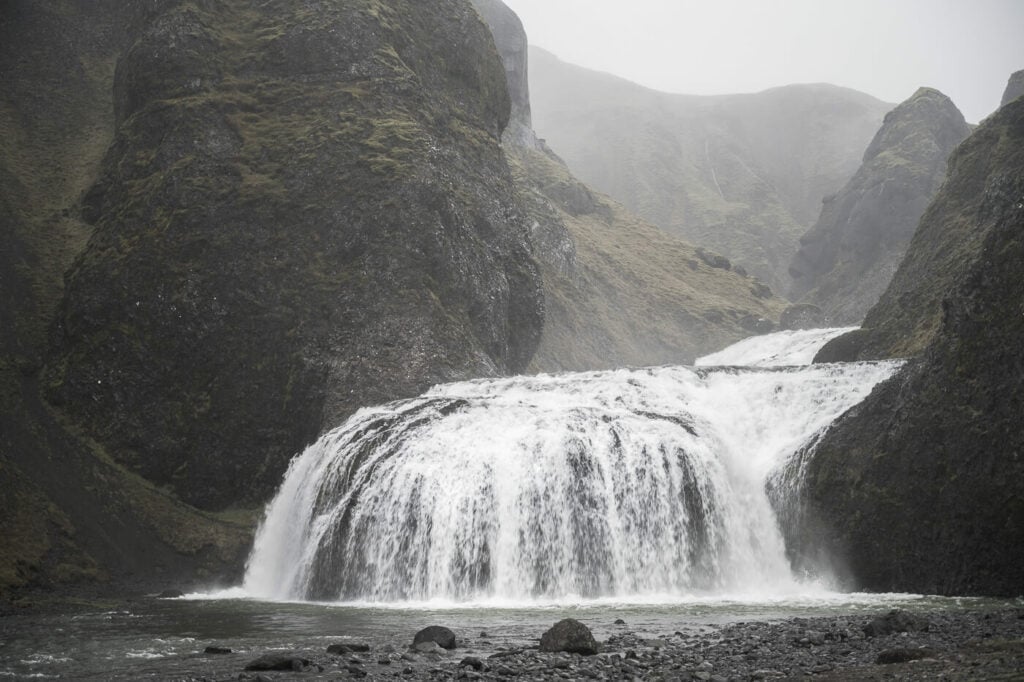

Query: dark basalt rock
<box><xmin>812</xmin><ymin>327</ymin><xmax>870</xmax><ymax>363</ymax></box>
<box><xmin>789</xmin><ymin>87</ymin><xmax>970</xmax><ymax>324</ymax></box>
<box><xmin>863</xmin><ymin>610</ymin><xmax>930</xmax><ymax>637</ymax></box>
<box><xmin>244</xmin><ymin>653</ymin><xmax>312</xmax><ymax>671</ymax></box>
<box><xmin>43</xmin><ymin>0</ymin><xmax>544</xmax><ymax>511</ymax></box>
<box><xmin>539</xmin><ymin>618</ymin><xmax>599</xmax><ymax>655</ymax></box>
<box><xmin>413</xmin><ymin>626</ymin><xmax>457</xmax><ymax>650</ymax></box>
<box><xmin>327</xmin><ymin>643</ymin><xmax>371</xmax><ymax>654</ymax></box>
<box><xmin>204</xmin><ymin>646</ymin><xmax>231</xmax><ymax>654</ymax></box>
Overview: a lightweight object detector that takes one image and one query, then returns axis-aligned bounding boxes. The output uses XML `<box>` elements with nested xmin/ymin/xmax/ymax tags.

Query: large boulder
<box><xmin>412</xmin><ymin>625</ymin><xmax>457</xmax><ymax>651</ymax></box>
<box><xmin>539</xmin><ymin>618</ymin><xmax>599</xmax><ymax>655</ymax></box>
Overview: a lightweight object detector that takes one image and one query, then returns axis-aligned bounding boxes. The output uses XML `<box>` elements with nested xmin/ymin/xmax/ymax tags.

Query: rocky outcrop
<box><xmin>791</xmin><ymin>96</ymin><xmax>1024</xmax><ymax>596</ymax></box>
<box><xmin>1001</xmin><ymin>69</ymin><xmax>1024</xmax><ymax>108</ymax></box>
<box><xmin>470</xmin><ymin>0</ymin><xmax>536</xmax><ymax>148</ymax></box>
<box><xmin>528</xmin><ymin>48</ymin><xmax>892</xmax><ymax>292</ymax></box>
<box><xmin>789</xmin><ymin>88</ymin><xmax>970</xmax><ymax>323</ymax></box>
<box><xmin>44</xmin><ymin>0</ymin><xmax>544</xmax><ymax>512</ymax></box>
<box><xmin>827</xmin><ymin>80</ymin><xmax>1022</xmax><ymax>360</ymax></box>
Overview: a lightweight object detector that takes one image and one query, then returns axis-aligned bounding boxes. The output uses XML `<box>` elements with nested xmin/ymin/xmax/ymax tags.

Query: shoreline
<box><xmin>2</xmin><ymin>594</ymin><xmax>1021</xmax><ymax>680</ymax></box>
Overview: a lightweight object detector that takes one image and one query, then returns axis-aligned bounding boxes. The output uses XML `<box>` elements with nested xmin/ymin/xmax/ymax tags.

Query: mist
<box><xmin>502</xmin><ymin>0</ymin><xmax>1024</xmax><ymax>122</ymax></box>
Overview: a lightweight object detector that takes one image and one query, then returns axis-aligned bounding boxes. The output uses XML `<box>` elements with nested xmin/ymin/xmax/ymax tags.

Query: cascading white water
<box><xmin>694</xmin><ymin>327</ymin><xmax>858</xmax><ymax>367</ymax></box>
<box><xmin>243</xmin><ymin>329</ymin><xmax>901</xmax><ymax>603</ymax></box>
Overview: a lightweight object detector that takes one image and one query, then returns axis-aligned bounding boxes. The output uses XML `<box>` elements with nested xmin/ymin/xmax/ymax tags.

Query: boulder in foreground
<box><xmin>539</xmin><ymin>618</ymin><xmax>599</xmax><ymax>655</ymax></box>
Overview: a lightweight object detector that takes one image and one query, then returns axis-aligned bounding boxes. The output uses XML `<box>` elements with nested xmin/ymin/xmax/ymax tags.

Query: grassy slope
<box><xmin>509</xmin><ymin>145</ymin><xmax>787</xmax><ymax>371</ymax></box>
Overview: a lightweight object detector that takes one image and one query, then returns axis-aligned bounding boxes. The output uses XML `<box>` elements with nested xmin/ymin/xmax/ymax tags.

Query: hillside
<box><xmin>528</xmin><ymin>47</ymin><xmax>892</xmax><ymax>292</ymax></box>
<box><xmin>788</xmin><ymin>87</ymin><xmax>970</xmax><ymax>323</ymax></box>
<box><xmin>472</xmin><ymin>0</ymin><xmax>788</xmax><ymax>370</ymax></box>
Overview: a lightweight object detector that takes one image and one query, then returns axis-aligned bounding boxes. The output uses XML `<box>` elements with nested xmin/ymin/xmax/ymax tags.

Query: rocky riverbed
<box><xmin>190</xmin><ymin>607</ymin><xmax>1023</xmax><ymax>681</ymax></box>
<box><xmin>3</xmin><ymin>596</ymin><xmax>1023</xmax><ymax>680</ymax></box>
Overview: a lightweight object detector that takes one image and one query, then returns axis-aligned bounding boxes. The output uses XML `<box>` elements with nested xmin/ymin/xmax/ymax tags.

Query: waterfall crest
<box><xmin>244</xmin><ymin>330</ymin><xmax>900</xmax><ymax>603</ymax></box>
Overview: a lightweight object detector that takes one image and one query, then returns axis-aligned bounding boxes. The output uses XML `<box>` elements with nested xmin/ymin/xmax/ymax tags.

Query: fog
<box><xmin>502</xmin><ymin>0</ymin><xmax>1024</xmax><ymax>122</ymax></box>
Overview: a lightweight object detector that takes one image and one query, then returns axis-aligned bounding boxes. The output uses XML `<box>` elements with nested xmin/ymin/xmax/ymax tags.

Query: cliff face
<box><xmin>470</xmin><ymin>0</ymin><xmax>536</xmax><ymax>147</ymax></box>
<box><xmin>528</xmin><ymin>48</ymin><xmax>892</xmax><ymax>293</ymax></box>
<box><xmin>818</xmin><ymin>81</ymin><xmax>1022</xmax><ymax>361</ymax></box>
<box><xmin>788</xmin><ymin>88</ymin><xmax>970</xmax><ymax>323</ymax></box>
<box><xmin>790</xmin><ymin>96</ymin><xmax>1024</xmax><ymax>596</ymax></box>
<box><xmin>41</xmin><ymin>0</ymin><xmax>544</xmax><ymax>512</ymax></box>
<box><xmin>1</xmin><ymin>1</ymin><xmax>253</xmax><ymax>597</ymax></box>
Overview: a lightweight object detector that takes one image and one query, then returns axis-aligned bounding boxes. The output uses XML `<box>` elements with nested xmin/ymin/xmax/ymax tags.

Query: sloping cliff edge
<box><xmin>789</xmin><ymin>95</ymin><xmax>1024</xmax><ymax>596</ymax></box>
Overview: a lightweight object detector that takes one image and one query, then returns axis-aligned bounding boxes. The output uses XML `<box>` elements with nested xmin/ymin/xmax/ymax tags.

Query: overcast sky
<box><xmin>501</xmin><ymin>0</ymin><xmax>1024</xmax><ymax>123</ymax></box>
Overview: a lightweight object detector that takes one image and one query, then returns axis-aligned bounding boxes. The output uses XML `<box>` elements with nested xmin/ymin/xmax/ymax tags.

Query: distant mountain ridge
<box><xmin>528</xmin><ymin>47</ymin><xmax>893</xmax><ymax>293</ymax></box>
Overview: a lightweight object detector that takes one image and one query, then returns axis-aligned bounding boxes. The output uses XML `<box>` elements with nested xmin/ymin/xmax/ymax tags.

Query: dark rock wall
<box><xmin>792</xmin><ymin>97</ymin><xmax>1024</xmax><ymax>596</ymax></box>
<box><xmin>45</xmin><ymin>0</ymin><xmax>544</xmax><ymax>511</ymax></box>
<box><xmin>789</xmin><ymin>88</ymin><xmax>970</xmax><ymax>324</ymax></box>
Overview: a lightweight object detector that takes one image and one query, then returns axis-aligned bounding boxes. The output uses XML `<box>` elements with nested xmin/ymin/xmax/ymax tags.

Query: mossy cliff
<box><xmin>1</xmin><ymin>1</ymin><xmax>252</xmax><ymax>598</ymax></box>
<box><xmin>788</xmin><ymin>96</ymin><xmax>1024</xmax><ymax>596</ymax></box>
<box><xmin>789</xmin><ymin>88</ymin><xmax>970</xmax><ymax>324</ymax></box>
<box><xmin>1</xmin><ymin>0</ymin><xmax>544</xmax><ymax>593</ymax></box>
<box><xmin>44</xmin><ymin>0</ymin><xmax>543</xmax><ymax>512</ymax></box>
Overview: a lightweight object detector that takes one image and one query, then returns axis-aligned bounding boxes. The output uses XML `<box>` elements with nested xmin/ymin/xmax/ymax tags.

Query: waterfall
<box><xmin>243</xmin><ymin>329</ymin><xmax>901</xmax><ymax>603</ymax></box>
